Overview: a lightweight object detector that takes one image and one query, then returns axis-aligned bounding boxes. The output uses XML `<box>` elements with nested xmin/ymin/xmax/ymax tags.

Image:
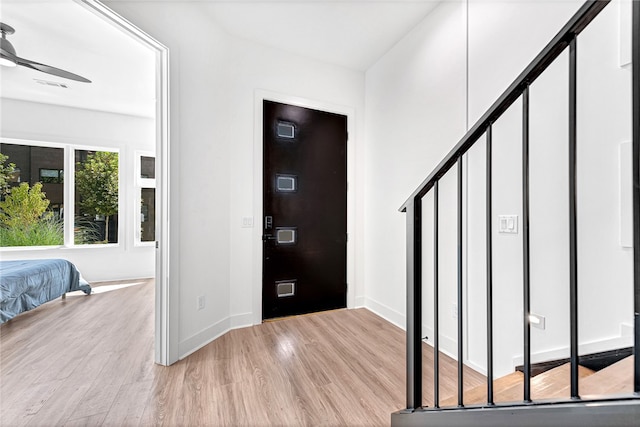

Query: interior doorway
<box><xmin>79</xmin><ymin>0</ymin><xmax>173</xmax><ymax>365</ymax></box>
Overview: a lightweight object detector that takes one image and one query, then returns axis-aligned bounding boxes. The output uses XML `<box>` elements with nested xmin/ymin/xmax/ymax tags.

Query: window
<box><xmin>140</xmin><ymin>156</ymin><xmax>155</xmax><ymax>179</ymax></box>
<box><xmin>0</xmin><ymin>141</ymin><xmax>120</xmax><ymax>248</ymax></box>
<box><xmin>137</xmin><ymin>154</ymin><xmax>156</xmax><ymax>244</ymax></box>
<box><xmin>276</xmin><ymin>174</ymin><xmax>297</xmax><ymax>192</ymax></box>
<box><xmin>276</xmin><ymin>228</ymin><xmax>296</xmax><ymax>245</ymax></box>
<box><xmin>140</xmin><ymin>188</ymin><xmax>155</xmax><ymax>242</ymax></box>
<box><xmin>0</xmin><ymin>143</ymin><xmax>65</xmax><ymax>247</ymax></box>
<box><xmin>39</xmin><ymin>168</ymin><xmax>64</xmax><ymax>184</ymax></box>
<box><xmin>276</xmin><ymin>280</ymin><xmax>296</xmax><ymax>297</ymax></box>
<box><xmin>74</xmin><ymin>150</ymin><xmax>119</xmax><ymax>245</ymax></box>
<box><xmin>276</xmin><ymin>121</ymin><xmax>296</xmax><ymax>139</ymax></box>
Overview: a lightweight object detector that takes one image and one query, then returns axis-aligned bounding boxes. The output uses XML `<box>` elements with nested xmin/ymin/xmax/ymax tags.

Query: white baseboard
<box><xmin>421</xmin><ymin>325</ymin><xmax>462</xmax><ymax>363</ymax></box>
<box><xmin>364</xmin><ymin>298</ymin><xmax>464</xmax><ymax>366</ymax></box>
<box><xmin>512</xmin><ymin>333</ymin><xmax>634</xmax><ymax>368</ymax></box>
<box><xmin>364</xmin><ymin>297</ymin><xmax>405</xmax><ymax>330</ymax></box>
<box><xmin>179</xmin><ymin>316</ymin><xmax>231</xmax><ymax>359</ymax></box>
<box><xmin>465</xmin><ymin>359</ymin><xmax>487</xmax><ymax>376</ymax></box>
<box><xmin>621</xmin><ymin>322</ymin><xmax>633</xmax><ymax>337</ymax></box>
<box><xmin>179</xmin><ymin>299</ymin><xmax>405</xmax><ymax>361</ymax></box>
<box><xmin>178</xmin><ymin>311</ymin><xmax>259</xmax><ymax>359</ymax></box>
<box><xmin>230</xmin><ymin>312</ymin><xmax>254</xmax><ymax>329</ymax></box>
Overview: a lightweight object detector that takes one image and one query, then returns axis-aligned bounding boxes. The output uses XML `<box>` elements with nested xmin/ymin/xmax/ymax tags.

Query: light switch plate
<box><xmin>241</xmin><ymin>216</ymin><xmax>254</xmax><ymax>228</ymax></box>
<box><xmin>498</xmin><ymin>215</ymin><xmax>518</xmax><ymax>234</ymax></box>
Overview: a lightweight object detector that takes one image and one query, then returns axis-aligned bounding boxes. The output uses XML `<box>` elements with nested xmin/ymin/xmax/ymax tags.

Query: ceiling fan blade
<box><xmin>16</xmin><ymin>56</ymin><xmax>91</xmax><ymax>83</ymax></box>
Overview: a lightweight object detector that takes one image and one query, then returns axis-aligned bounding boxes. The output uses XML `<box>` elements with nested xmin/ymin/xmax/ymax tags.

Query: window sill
<box><xmin>0</xmin><ymin>243</ymin><xmax>121</xmax><ymax>252</ymax></box>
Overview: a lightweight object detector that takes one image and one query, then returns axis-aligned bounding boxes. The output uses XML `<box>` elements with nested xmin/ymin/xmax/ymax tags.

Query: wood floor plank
<box><xmin>23</xmin><ymin>381</ymin><xmax>92</xmax><ymax>426</ymax></box>
<box><xmin>321</xmin><ymin>380</ymin><xmax>387</xmax><ymax>426</ymax></box>
<box><xmin>99</xmin><ymin>380</ymin><xmax>153</xmax><ymax>426</ymax></box>
<box><xmin>66</xmin><ymin>383</ymin><xmax>121</xmax><ymax>422</ymax></box>
<box><xmin>63</xmin><ymin>412</ymin><xmax>108</xmax><ymax>426</ymax></box>
<box><xmin>1</xmin><ymin>380</ymin><xmax>65</xmax><ymax>426</ymax></box>
<box><xmin>2</xmin><ymin>278</ymin><xmax>492</xmax><ymax>426</ymax></box>
<box><xmin>142</xmin><ymin>359</ymin><xmax>188</xmax><ymax>426</ymax></box>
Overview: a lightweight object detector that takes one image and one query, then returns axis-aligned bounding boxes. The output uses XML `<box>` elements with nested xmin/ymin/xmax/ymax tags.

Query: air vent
<box><xmin>34</xmin><ymin>79</ymin><xmax>68</xmax><ymax>89</ymax></box>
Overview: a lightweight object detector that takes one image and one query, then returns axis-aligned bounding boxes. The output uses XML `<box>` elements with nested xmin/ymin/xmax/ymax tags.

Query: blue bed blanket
<box><xmin>0</xmin><ymin>259</ymin><xmax>91</xmax><ymax>324</ymax></box>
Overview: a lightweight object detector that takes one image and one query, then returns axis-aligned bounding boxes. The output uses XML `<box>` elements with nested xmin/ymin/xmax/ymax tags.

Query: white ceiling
<box><xmin>0</xmin><ymin>0</ymin><xmax>156</xmax><ymax>118</ymax></box>
<box><xmin>198</xmin><ymin>0</ymin><xmax>441</xmax><ymax>71</ymax></box>
<box><xmin>0</xmin><ymin>0</ymin><xmax>441</xmax><ymax>117</ymax></box>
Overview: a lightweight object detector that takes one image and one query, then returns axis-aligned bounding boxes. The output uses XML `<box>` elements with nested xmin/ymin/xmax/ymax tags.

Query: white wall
<box><xmin>573</xmin><ymin>0</ymin><xmax>633</xmax><ymax>355</ymax></box>
<box><xmin>365</xmin><ymin>0</ymin><xmax>634</xmax><ymax>378</ymax></box>
<box><xmin>364</xmin><ymin>1</ymin><xmax>468</xmax><ymax>329</ymax></box>
<box><xmin>465</xmin><ymin>0</ymin><xmax>583</xmax><ymax>376</ymax></box>
<box><xmin>225</xmin><ymin>36</ymin><xmax>365</xmax><ymax>326</ymax></box>
<box><xmin>0</xmin><ymin>98</ymin><xmax>155</xmax><ymax>281</ymax></box>
<box><xmin>104</xmin><ymin>1</ymin><xmax>366</xmax><ymax>360</ymax></box>
<box><xmin>95</xmin><ymin>0</ymin><xmax>632</xmax><ymax>370</ymax></box>
<box><xmin>467</xmin><ymin>0</ymin><xmax>634</xmax><ymax>374</ymax></box>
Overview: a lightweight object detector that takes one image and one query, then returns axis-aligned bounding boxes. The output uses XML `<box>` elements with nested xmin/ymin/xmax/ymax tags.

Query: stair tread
<box><xmin>441</xmin><ymin>371</ymin><xmax>524</xmax><ymax>406</ymax></box>
<box><xmin>531</xmin><ymin>363</ymin><xmax>595</xmax><ymax>400</ymax></box>
<box><xmin>579</xmin><ymin>355</ymin><xmax>633</xmax><ymax>396</ymax></box>
<box><xmin>441</xmin><ymin>363</ymin><xmax>596</xmax><ymax>406</ymax></box>
<box><xmin>546</xmin><ymin>355</ymin><xmax>633</xmax><ymax>398</ymax></box>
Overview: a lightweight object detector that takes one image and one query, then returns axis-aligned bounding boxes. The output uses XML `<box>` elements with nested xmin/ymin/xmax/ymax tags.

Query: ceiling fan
<box><xmin>0</xmin><ymin>22</ymin><xmax>91</xmax><ymax>83</ymax></box>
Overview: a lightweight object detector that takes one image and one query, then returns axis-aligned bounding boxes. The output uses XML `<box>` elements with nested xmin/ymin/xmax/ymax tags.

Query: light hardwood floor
<box><xmin>0</xmin><ymin>279</ymin><xmax>484</xmax><ymax>426</ymax></box>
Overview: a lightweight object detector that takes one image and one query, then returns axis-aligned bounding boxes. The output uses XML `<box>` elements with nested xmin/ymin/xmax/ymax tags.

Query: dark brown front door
<box><xmin>262</xmin><ymin>100</ymin><xmax>347</xmax><ymax>320</ymax></box>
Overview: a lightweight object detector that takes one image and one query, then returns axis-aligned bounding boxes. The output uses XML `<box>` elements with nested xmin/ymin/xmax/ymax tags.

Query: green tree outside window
<box><xmin>75</xmin><ymin>151</ymin><xmax>119</xmax><ymax>243</ymax></box>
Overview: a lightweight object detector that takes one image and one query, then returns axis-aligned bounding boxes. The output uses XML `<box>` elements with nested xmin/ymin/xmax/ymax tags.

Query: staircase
<box><xmin>392</xmin><ymin>0</ymin><xmax>640</xmax><ymax>425</ymax></box>
<box><xmin>440</xmin><ymin>356</ymin><xmax>632</xmax><ymax>407</ymax></box>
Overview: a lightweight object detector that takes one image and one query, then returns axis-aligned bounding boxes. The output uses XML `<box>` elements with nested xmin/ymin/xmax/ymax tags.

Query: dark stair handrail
<box><xmin>395</xmin><ymin>0</ymin><xmax>640</xmax><ymax>425</ymax></box>
<box><xmin>399</xmin><ymin>0</ymin><xmax>609</xmax><ymax>213</ymax></box>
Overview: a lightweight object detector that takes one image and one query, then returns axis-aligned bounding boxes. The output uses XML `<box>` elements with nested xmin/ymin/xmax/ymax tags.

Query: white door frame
<box><xmin>78</xmin><ymin>0</ymin><xmax>175</xmax><ymax>365</ymax></box>
<box><xmin>252</xmin><ymin>90</ymin><xmax>356</xmax><ymax>324</ymax></box>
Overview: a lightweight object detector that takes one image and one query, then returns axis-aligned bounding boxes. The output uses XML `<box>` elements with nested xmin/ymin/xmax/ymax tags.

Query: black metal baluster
<box><xmin>434</xmin><ymin>182</ymin><xmax>440</xmax><ymax>407</ymax></box>
<box><xmin>486</xmin><ymin>126</ymin><xmax>494</xmax><ymax>406</ymax></box>
<box><xmin>394</xmin><ymin>0</ymin><xmax>615</xmax><ymax>415</ymax></box>
<box><xmin>457</xmin><ymin>156</ymin><xmax>464</xmax><ymax>407</ymax></box>
<box><xmin>405</xmin><ymin>197</ymin><xmax>423</xmax><ymax>409</ymax></box>
<box><xmin>633</xmin><ymin>0</ymin><xmax>640</xmax><ymax>396</ymax></box>
<box><xmin>569</xmin><ymin>35</ymin><xmax>580</xmax><ymax>400</ymax></box>
<box><xmin>523</xmin><ymin>86</ymin><xmax>532</xmax><ymax>403</ymax></box>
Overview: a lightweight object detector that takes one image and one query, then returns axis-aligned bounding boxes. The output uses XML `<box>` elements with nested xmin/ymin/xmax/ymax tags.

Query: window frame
<box><xmin>134</xmin><ymin>151</ymin><xmax>156</xmax><ymax>247</ymax></box>
<box><xmin>0</xmin><ymin>138</ymin><xmax>121</xmax><ymax>250</ymax></box>
<box><xmin>72</xmin><ymin>146</ymin><xmax>121</xmax><ymax>247</ymax></box>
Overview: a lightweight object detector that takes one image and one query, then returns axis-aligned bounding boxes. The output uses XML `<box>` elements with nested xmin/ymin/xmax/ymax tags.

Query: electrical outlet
<box><xmin>452</xmin><ymin>303</ymin><xmax>458</xmax><ymax>319</ymax></box>
<box><xmin>197</xmin><ymin>295</ymin><xmax>206</xmax><ymax>311</ymax></box>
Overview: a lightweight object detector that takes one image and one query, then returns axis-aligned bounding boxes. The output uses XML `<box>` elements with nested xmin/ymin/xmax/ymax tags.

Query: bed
<box><xmin>0</xmin><ymin>259</ymin><xmax>91</xmax><ymax>324</ymax></box>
